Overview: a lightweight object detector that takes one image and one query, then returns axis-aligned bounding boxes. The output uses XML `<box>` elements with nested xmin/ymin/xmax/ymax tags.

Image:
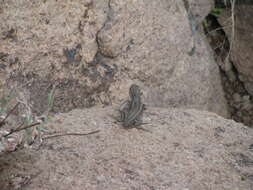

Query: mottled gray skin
<box><xmin>119</xmin><ymin>84</ymin><xmax>145</xmax><ymax>127</ymax></box>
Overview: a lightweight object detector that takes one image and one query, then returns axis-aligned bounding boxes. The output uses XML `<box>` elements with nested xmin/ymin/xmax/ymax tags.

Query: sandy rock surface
<box><xmin>0</xmin><ymin>0</ymin><xmax>110</xmax><ymax>113</ymax></box>
<box><xmin>0</xmin><ymin>0</ymin><xmax>228</xmax><ymax>117</ymax></box>
<box><xmin>186</xmin><ymin>0</ymin><xmax>214</xmax><ymax>24</ymax></box>
<box><xmin>98</xmin><ymin>0</ymin><xmax>228</xmax><ymax>117</ymax></box>
<box><xmin>0</xmin><ymin>106</ymin><xmax>252</xmax><ymax>190</ymax></box>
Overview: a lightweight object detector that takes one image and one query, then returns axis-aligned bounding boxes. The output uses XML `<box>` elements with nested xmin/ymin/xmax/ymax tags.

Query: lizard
<box><xmin>118</xmin><ymin>84</ymin><xmax>150</xmax><ymax>132</ymax></box>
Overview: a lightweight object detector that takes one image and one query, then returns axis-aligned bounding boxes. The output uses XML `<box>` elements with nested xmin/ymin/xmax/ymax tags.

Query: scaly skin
<box><xmin>120</xmin><ymin>84</ymin><xmax>145</xmax><ymax>128</ymax></box>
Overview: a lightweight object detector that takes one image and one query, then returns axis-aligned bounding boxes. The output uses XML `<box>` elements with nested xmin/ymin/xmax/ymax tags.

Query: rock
<box><xmin>99</xmin><ymin>0</ymin><xmax>228</xmax><ymax>117</ymax></box>
<box><xmin>0</xmin><ymin>0</ymin><xmax>111</xmax><ymax>113</ymax></box>
<box><xmin>188</xmin><ymin>0</ymin><xmax>214</xmax><ymax>24</ymax></box>
<box><xmin>242</xmin><ymin>95</ymin><xmax>250</xmax><ymax>103</ymax></box>
<box><xmin>0</xmin><ymin>106</ymin><xmax>252</xmax><ymax>190</ymax></box>
<box><xmin>218</xmin><ymin>6</ymin><xmax>253</xmax><ymax>96</ymax></box>
<box><xmin>233</xmin><ymin>93</ymin><xmax>242</xmax><ymax>103</ymax></box>
<box><xmin>0</xmin><ymin>0</ymin><xmax>228</xmax><ymax>117</ymax></box>
<box><xmin>242</xmin><ymin>95</ymin><xmax>252</xmax><ymax>110</ymax></box>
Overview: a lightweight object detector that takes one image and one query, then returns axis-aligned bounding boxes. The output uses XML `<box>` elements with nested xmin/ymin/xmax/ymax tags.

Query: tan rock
<box><xmin>99</xmin><ymin>0</ymin><xmax>228</xmax><ymax>117</ymax></box>
<box><xmin>0</xmin><ymin>106</ymin><xmax>252</xmax><ymax>189</ymax></box>
<box><xmin>0</xmin><ymin>0</ymin><xmax>228</xmax><ymax>117</ymax></box>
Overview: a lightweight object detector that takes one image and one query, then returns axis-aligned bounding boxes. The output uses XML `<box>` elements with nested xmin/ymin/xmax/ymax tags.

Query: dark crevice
<box><xmin>215</xmin><ymin>0</ymin><xmax>253</xmax><ymax>8</ymax></box>
<box><xmin>204</xmin><ymin>4</ymin><xmax>253</xmax><ymax>127</ymax></box>
<box><xmin>203</xmin><ymin>14</ymin><xmax>230</xmax><ymax>62</ymax></box>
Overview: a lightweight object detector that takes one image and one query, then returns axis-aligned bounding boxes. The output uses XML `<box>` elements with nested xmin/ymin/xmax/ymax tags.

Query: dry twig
<box><xmin>3</xmin><ymin>122</ymin><xmax>41</xmax><ymax>137</ymax></box>
<box><xmin>225</xmin><ymin>0</ymin><xmax>236</xmax><ymax>69</ymax></box>
<box><xmin>42</xmin><ymin>130</ymin><xmax>100</xmax><ymax>140</ymax></box>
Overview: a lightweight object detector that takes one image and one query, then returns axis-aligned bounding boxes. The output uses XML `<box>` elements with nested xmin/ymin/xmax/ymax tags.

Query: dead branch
<box><xmin>42</xmin><ymin>130</ymin><xmax>100</xmax><ymax>140</ymax></box>
<box><xmin>3</xmin><ymin>122</ymin><xmax>41</xmax><ymax>137</ymax></box>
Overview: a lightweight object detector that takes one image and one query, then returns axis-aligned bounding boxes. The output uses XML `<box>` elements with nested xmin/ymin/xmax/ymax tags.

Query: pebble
<box><xmin>232</xmin><ymin>93</ymin><xmax>241</xmax><ymax>103</ymax></box>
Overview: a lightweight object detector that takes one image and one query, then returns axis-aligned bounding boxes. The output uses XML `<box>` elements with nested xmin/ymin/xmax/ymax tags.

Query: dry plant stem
<box><xmin>43</xmin><ymin>130</ymin><xmax>100</xmax><ymax>140</ymax></box>
<box><xmin>0</xmin><ymin>102</ymin><xmax>20</xmax><ymax>127</ymax></box>
<box><xmin>206</xmin><ymin>25</ymin><xmax>232</xmax><ymax>36</ymax></box>
<box><xmin>3</xmin><ymin>122</ymin><xmax>41</xmax><ymax>137</ymax></box>
<box><xmin>225</xmin><ymin>0</ymin><xmax>236</xmax><ymax>69</ymax></box>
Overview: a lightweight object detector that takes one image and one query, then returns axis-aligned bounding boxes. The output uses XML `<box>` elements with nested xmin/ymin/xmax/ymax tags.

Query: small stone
<box><xmin>242</xmin><ymin>95</ymin><xmax>250</xmax><ymax>103</ymax></box>
<box><xmin>232</xmin><ymin>93</ymin><xmax>242</xmax><ymax>103</ymax></box>
<box><xmin>242</xmin><ymin>96</ymin><xmax>253</xmax><ymax>110</ymax></box>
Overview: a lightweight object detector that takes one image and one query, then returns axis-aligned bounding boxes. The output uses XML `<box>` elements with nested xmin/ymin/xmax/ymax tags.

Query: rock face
<box><xmin>219</xmin><ymin>6</ymin><xmax>253</xmax><ymax>96</ymax></box>
<box><xmin>188</xmin><ymin>0</ymin><xmax>214</xmax><ymax>24</ymax></box>
<box><xmin>0</xmin><ymin>107</ymin><xmax>252</xmax><ymax>190</ymax></box>
<box><xmin>0</xmin><ymin>0</ymin><xmax>228</xmax><ymax>117</ymax></box>
<box><xmin>98</xmin><ymin>0</ymin><xmax>227</xmax><ymax>117</ymax></box>
<box><xmin>0</xmin><ymin>0</ymin><xmax>111</xmax><ymax>113</ymax></box>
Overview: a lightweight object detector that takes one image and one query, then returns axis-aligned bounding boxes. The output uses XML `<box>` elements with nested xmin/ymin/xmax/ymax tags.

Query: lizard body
<box><xmin>119</xmin><ymin>84</ymin><xmax>146</xmax><ymax>128</ymax></box>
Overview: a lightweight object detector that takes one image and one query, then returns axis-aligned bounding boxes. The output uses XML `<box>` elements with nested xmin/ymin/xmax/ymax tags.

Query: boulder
<box><xmin>0</xmin><ymin>106</ymin><xmax>252</xmax><ymax>189</ymax></box>
<box><xmin>0</xmin><ymin>0</ymin><xmax>228</xmax><ymax>117</ymax></box>
<box><xmin>98</xmin><ymin>0</ymin><xmax>228</xmax><ymax>117</ymax></box>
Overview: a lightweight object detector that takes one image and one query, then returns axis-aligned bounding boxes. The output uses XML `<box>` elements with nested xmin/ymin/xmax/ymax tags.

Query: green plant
<box><xmin>210</xmin><ymin>8</ymin><xmax>224</xmax><ymax>17</ymax></box>
<box><xmin>202</xmin><ymin>8</ymin><xmax>224</xmax><ymax>31</ymax></box>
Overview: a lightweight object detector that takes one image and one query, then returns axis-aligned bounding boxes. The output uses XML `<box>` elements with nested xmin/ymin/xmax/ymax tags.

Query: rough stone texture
<box><xmin>99</xmin><ymin>0</ymin><xmax>228</xmax><ymax>117</ymax></box>
<box><xmin>0</xmin><ymin>0</ymin><xmax>112</xmax><ymax>114</ymax></box>
<box><xmin>219</xmin><ymin>6</ymin><xmax>253</xmax><ymax>96</ymax></box>
<box><xmin>0</xmin><ymin>107</ymin><xmax>252</xmax><ymax>190</ymax></box>
<box><xmin>0</xmin><ymin>0</ymin><xmax>228</xmax><ymax>117</ymax></box>
<box><xmin>188</xmin><ymin>0</ymin><xmax>214</xmax><ymax>24</ymax></box>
